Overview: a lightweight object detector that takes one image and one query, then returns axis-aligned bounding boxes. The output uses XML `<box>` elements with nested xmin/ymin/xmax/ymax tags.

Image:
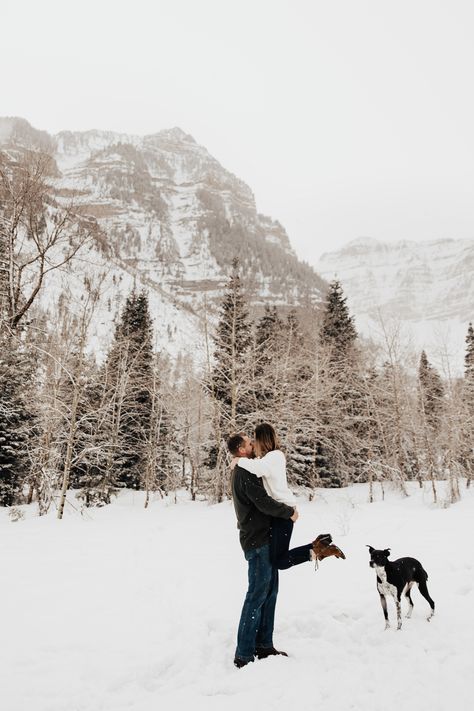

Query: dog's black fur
<box><xmin>367</xmin><ymin>546</ymin><xmax>435</xmax><ymax>630</ymax></box>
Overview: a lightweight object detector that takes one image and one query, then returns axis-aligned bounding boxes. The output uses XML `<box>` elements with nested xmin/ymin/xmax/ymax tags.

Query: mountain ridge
<box><xmin>317</xmin><ymin>236</ymin><xmax>474</xmax><ymax>372</ymax></box>
<box><xmin>0</xmin><ymin>116</ymin><xmax>326</xmax><ymax>361</ymax></box>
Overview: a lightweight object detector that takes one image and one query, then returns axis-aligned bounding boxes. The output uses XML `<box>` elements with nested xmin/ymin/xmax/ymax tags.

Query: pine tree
<box><xmin>101</xmin><ymin>290</ymin><xmax>154</xmax><ymax>491</ymax></box>
<box><xmin>211</xmin><ymin>257</ymin><xmax>253</xmax><ymax>431</ymax></box>
<box><xmin>256</xmin><ymin>305</ymin><xmax>282</xmax><ymax>356</ymax></box>
<box><xmin>320</xmin><ymin>280</ymin><xmax>358</xmax><ymax>366</ymax></box>
<box><xmin>461</xmin><ymin>322</ymin><xmax>474</xmax><ymax>487</ymax></box>
<box><xmin>465</xmin><ymin>323</ymin><xmax>474</xmax><ymax>384</ymax></box>
<box><xmin>155</xmin><ymin>403</ymin><xmax>179</xmax><ymax>493</ymax></box>
<box><xmin>0</xmin><ymin>337</ymin><xmax>36</xmax><ymax>506</ymax></box>
<box><xmin>254</xmin><ymin>304</ymin><xmax>283</xmax><ymax>411</ymax></box>
<box><xmin>417</xmin><ymin>353</ymin><xmax>453</xmax><ymax>501</ymax></box>
<box><xmin>317</xmin><ymin>280</ymin><xmax>364</xmax><ymax>486</ymax></box>
<box><xmin>275</xmin><ymin>310</ymin><xmax>318</xmax><ymax>487</ymax></box>
<box><xmin>0</xmin><ymin>230</ymin><xmax>8</xmax><ymax>333</ymax></box>
<box><xmin>205</xmin><ymin>258</ymin><xmax>253</xmax><ymax>500</ymax></box>
<box><xmin>418</xmin><ymin>350</ymin><xmax>444</xmax><ymax>430</ymax></box>
<box><xmin>134</xmin><ymin>354</ymin><xmax>181</xmax><ymax>505</ymax></box>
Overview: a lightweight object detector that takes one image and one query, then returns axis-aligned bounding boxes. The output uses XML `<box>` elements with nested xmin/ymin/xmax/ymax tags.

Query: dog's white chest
<box><xmin>376</xmin><ymin>566</ymin><xmax>397</xmax><ymax>597</ymax></box>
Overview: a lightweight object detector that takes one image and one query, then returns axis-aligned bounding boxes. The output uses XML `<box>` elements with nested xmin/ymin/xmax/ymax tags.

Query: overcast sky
<box><xmin>3</xmin><ymin>0</ymin><xmax>474</xmax><ymax>266</ymax></box>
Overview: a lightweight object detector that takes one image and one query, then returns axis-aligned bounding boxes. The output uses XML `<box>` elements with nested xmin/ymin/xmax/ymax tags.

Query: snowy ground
<box><xmin>1</xmin><ymin>481</ymin><xmax>474</xmax><ymax>711</ymax></box>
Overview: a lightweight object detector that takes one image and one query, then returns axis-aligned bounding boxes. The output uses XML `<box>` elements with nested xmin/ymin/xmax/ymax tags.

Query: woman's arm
<box><xmin>236</xmin><ymin>455</ymin><xmax>274</xmax><ymax>479</ymax></box>
<box><xmin>239</xmin><ymin>450</ymin><xmax>296</xmax><ymax>505</ymax></box>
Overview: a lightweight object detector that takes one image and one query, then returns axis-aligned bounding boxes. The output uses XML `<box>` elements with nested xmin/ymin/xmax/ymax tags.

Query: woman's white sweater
<box><xmin>237</xmin><ymin>450</ymin><xmax>296</xmax><ymax>506</ymax></box>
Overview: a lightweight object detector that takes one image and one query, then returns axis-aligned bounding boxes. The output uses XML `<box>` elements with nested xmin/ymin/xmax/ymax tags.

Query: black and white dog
<box><xmin>367</xmin><ymin>546</ymin><xmax>435</xmax><ymax>630</ymax></box>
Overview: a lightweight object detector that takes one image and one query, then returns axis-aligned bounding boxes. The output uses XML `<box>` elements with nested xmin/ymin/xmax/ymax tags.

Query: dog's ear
<box><xmin>366</xmin><ymin>545</ymin><xmax>374</xmax><ymax>553</ymax></box>
<box><xmin>384</xmin><ymin>548</ymin><xmax>391</xmax><ymax>557</ymax></box>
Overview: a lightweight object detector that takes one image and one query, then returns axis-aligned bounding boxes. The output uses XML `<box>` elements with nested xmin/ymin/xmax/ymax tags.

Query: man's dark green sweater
<box><xmin>231</xmin><ymin>464</ymin><xmax>294</xmax><ymax>552</ymax></box>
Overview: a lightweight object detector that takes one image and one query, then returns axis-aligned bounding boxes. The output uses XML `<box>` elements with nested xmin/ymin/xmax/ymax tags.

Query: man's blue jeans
<box><xmin>235</xmin><ymin>543</ymin><xmax>278</xmax><ymax>662</ymax></box>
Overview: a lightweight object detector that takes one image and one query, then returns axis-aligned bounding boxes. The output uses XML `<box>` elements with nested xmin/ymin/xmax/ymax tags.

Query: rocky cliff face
<box><xmin>53</xmin><ymin>123</ymin><xmax>321</xmax><ymax>299</ymax></box>
<box><xmin>0</xmin><ymin>117</ymin><xmax>326</xmax><ymax>360</ymax></box>
<box><xmin>317</xmin><ymin>237</ymin><xmax>474</xmax><ymax>371</ymax></box>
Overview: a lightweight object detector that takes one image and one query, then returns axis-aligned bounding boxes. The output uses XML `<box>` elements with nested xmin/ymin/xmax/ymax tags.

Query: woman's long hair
<box><xmin>254</xmin><ymin>422</ymin><xmax>279</xmax><ymax>457</ymax></box>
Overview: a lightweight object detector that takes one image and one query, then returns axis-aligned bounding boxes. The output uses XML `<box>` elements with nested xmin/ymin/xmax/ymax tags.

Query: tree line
<box><xmin>1</xmin><ymin>150</ymin><xmax>474</xmax><ymax>515</ymax></box>
<box><xmin>205</xmin><ymin>260</ymin><xmax>474</xmax><ymax>505</ymax></box>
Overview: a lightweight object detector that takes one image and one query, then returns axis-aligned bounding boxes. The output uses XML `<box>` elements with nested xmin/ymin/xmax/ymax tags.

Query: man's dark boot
<box><xmin>234</xmin><ymin>657</ymin><xmax>253</xmax><ymax>668</ymax></box>
<box><xmin>255</xmin><ymin>646</ymin><xmax>288</xmax><ymax>660</ymax></box>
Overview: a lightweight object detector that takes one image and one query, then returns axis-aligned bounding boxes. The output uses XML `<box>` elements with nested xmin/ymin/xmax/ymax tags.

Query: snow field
<box><xmin>1</xmin><ymin>482</ymin><xmax>474</xmax><ymax>711</ymax></box>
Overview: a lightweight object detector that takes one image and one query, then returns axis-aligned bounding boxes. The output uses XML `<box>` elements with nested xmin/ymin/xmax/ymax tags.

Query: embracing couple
<box><xmin>227</xmin><ymin>423</ymin><xmax>345</xmax><ymax>669</ymax></box>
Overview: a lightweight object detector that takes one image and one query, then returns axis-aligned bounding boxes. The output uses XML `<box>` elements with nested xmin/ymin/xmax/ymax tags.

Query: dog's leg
<box><xmin>395</xmin><ymin>590</ymin><xmax>402</xmax><ymax>630</ymax></box>
<box><xmin>404</xmin><ymin>582</ymin><xmax>414</xmax><ymax>619</ymax></box>
<box><xmin>379</xmin><ymin>593</ymin><xmax>390</xmax><ymax>630</ymax></box>
<box><xmin>417</xmin><ymin>579</ymin><xmax>435</xmax><ymax>621</ymax></box>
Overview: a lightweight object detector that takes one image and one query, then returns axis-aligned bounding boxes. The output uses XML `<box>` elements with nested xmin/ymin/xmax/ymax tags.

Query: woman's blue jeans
<box><xmin>235</xmin><ymin>543</ymin><xmax>278</xmax><ymax>661</ymax></box>
<box><xmin>270</xmin><ymin>517</ymin><xmax>312</xmax><ymax>570</ymax></box>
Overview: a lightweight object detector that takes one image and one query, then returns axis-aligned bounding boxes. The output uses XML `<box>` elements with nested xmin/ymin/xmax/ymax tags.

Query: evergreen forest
<box><xmin>1</xmin><ymin>151</ymin><xmax>474</xmax><ymax>516</ymax></box>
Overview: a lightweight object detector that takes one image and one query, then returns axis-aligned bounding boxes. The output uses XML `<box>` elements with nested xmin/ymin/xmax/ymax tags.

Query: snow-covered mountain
<box><xmin>0</xmin><ymin>117</ymin><xmax>326</xmax><ymax>360</ymax></box>
<box><xmin>317</xmin><ymin>237</ymin><xmax>474</xmax><ymax>372</ymax></box>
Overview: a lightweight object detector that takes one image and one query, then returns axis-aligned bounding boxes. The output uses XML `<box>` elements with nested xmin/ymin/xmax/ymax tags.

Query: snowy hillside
<box><xmin>317</xmin><ymin>237</ymin><xmax>474</xmax><ymax>372</ymax></box>
<box><xmin>0</xmin><ymin>117</ymin><xmax>326</xmax><ymax>361</ymax></box>
<box><xmin>1</xmin><ymin>481</ymin><xmax>473</xmax><ymax>711</ymax></box>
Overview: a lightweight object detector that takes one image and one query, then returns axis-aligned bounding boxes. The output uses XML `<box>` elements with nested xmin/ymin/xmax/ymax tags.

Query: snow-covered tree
<box><xmin>418</xmin><ymin>350</ymin><xmax>444</xmax><ymax>431</ymax></box>
<box><xmin>101</xmin><ymin>290</ymin><xmax>154</xmax><ymax>491</ymax></box>
<box><xmin>465</xmin><ymin>322</ymin><xmax>474</xmax><ymax>381</ymax></box>
<box><xmin>320</xmin><ymin>280</ymin><xmax>358</xmax><ymax>366</ymax></box>
<box><xmin>459</xmin><ymin>322</ymin><xmax>474</xmax><ymax>488</ymax></box>
<box><xmin>0</xmin><ymin>337</ymin><xmax>36</xmax><ymax>506</ymax></box>
<box><xmin>316</xmin><ymin>280</ymin><xmax>366</xmax><ymax>486</ymax></box>
<box><xmin>205</xmin><ymin>258</ymin><xmax>253</xmax><ymax>500</ymax></box>
<box><xmin>0</xmin><ymin>149</ymin><xmax>92</xmax><ymax>334</ymax></box>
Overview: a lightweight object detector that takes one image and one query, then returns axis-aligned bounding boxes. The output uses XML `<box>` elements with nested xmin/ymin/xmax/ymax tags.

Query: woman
<box><xmin>232</xmin><ymin>422</ymin><xmax>328</xmax><ymax>569</ymax></box>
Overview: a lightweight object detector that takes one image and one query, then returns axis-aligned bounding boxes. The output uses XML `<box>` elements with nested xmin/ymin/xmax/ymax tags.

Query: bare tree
<box><xmin>21</xmin><ymin>277</ymin><xmax>104</xmax><ymax>516</ymax></box>
<box><xmin>169</xmin><ymin>358</ymin><xmax>208</xmax><ymax>502</ymax></box>
<box><xmin>0</xmin><ymin>149</ymin><xmax>94</xmax><ymax>333</ymax></box>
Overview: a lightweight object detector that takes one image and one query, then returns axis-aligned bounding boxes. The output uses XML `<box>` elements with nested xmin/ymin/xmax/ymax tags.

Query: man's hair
<box><xmin>227</xmin><ymin>432</ymin><xmax>246</xmax><ymax>456</ymax></box>
<box><xmin>255</xmin><ymin>422</ymin><xmax>279</xmax><ymax>457</ymax></box>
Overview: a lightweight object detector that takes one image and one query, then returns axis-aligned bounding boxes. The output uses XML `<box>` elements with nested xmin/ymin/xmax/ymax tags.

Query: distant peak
<box><xmin>153</xmin><ymin>127</ymin><xmax>196</xmax><ymax>144</ymax></box>
<box><xmin>346</xmin><ymin>237</ymin><xmax>380</xmax><ymax>248</ymax></box>
<box><xmin>55</xmin><ymin>128</ymin><xmax>137</xmax><ymax>140</ymax></box>
<box><xmin>0</xmin><ymin>116</ymin><xmax>55</xmax><ymax>152</ymax></box>
<box><xmin>318</xmin><ymin>237</ymin><xmax>385</xmax><ymax>262</ymax></box>
<box><xmin>0</xmin><ymin>116</ymin><xmax>32</xmax><ymax>134</ymax></box>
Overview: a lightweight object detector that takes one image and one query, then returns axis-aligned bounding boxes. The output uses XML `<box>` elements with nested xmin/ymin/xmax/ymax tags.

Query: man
<box><xmin>227</xmin><ymin>432</ymin><xmax>298</xmax><ymax>668</ymax></box>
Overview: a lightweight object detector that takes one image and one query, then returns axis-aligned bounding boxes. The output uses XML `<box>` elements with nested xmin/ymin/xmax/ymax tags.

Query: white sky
<box><xmin>2</xmin><ymin>0</ymin><xmax>474</xmax><ymax>266</ymax></box>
